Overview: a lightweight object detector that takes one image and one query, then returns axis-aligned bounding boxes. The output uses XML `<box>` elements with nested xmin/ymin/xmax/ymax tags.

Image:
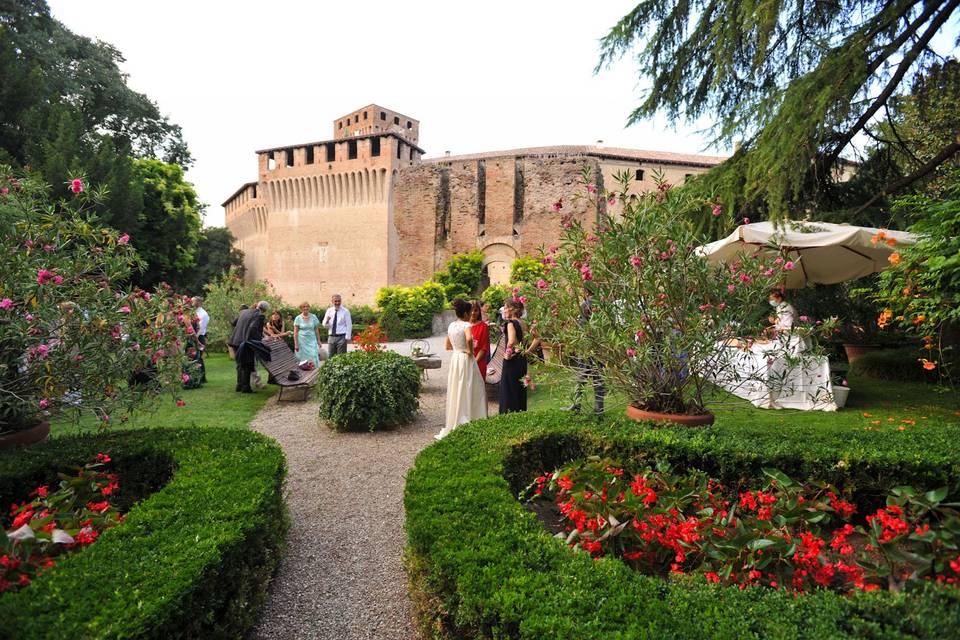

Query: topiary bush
<box><xmin>317</xmin><ymin>351</ymin><xmax>421</xmax><ymax>431</ymax></box>
<box><xmin>850</xmin><ymin>347</ymin><xmax>958</xmax><ymax>384</ymax></box>
<box><xmin>405</xmin><ymin>411</ymin><xmax>960</xmax><ymax>639</ymax></box>
<box><xmin>0</xmin><ymin>427</ymin><xmax>286</xmax><ymax>638</ymax></box>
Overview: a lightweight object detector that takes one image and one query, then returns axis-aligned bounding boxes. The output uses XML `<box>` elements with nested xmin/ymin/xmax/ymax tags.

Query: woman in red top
<box><xmin>469</xmin><ymin>300</ymin><xmax>491</xmax><ymax>379</ymax></box>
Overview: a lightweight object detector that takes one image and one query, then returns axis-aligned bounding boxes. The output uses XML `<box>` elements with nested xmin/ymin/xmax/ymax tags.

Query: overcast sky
<box><xmin>46</xmin><ymin>1</ymin><xmax>724</xmax><ymax>227</ymax></box>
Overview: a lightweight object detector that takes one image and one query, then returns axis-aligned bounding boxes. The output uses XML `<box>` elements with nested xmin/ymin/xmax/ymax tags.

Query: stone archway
<box><xmin>480</xmin><ymin>242</ymin><xmax>517</xmax><ymax>286</ymax></box>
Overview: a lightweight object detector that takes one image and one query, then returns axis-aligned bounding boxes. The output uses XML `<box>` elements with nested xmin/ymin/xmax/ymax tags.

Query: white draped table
<box><xmin>711</xmin><ymin>337</ymin><xmax>837</xmax><ymax>411</ymax></box>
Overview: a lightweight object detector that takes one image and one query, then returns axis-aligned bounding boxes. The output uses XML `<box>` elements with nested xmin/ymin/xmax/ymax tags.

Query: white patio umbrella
<box><xmin>698</xmin><ymin>221</ymin><xmax>918</xmax><ymax>288</ymax></box>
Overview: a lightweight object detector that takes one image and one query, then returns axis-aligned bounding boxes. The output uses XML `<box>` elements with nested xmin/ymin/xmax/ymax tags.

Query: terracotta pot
<box><xmin>626</xmin><ymin>406</ymin><xmax>714</xmax><ymax>427</ymax></box>
<box><xmin>842</xmin><ymin>343</ymin><xmax>881</xmax><ymax>363</ymax></box>
<box><xmin>0</xmin><ymin>421</ymin><xmax>51</xmax><ymax>449</ymax></box>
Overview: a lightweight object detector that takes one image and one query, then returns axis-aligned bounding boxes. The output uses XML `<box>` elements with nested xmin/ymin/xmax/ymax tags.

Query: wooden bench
<box><xmin>261</xmin><ymin>338</ymin><xmax>321</xmax><ymax>401</ymax></box>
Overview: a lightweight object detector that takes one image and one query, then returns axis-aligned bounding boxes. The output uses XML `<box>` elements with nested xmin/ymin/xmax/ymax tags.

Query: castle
<box><xmin>224</xmin><ymin>104</ymin><xmax>726</xmax><ymax>305</ymax></box>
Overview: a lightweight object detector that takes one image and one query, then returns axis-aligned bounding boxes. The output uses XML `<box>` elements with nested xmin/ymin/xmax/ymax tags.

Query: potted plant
<box><xmin>526</xmin><ymin>169</ymin><xmax>834</xmax><ymax>425</ymax></box>
<box><xmin>0</xmin><ymin>171</ymin><xmax>193</xmax><ymax>445</ymax></box>
<box><xmin>831</xmin><ymin>372</ymin><xmax>851</xmax><ymax>408</ymax></box>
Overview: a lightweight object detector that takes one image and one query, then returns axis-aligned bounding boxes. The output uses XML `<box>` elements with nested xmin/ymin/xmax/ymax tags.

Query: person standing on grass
<box><xmin>322</xmin><ymin>294</ymin><xmax>352</xmax><ymax>358</ymax></box>
<box><xmin>192</xmin><ymin>296</ymin><xmax>209</xmax><ymax>383</ymax></box>
<box><xmin>230</xmin><ymin>300</ymin><xmax>269</xmax><ymax>393</ymax></box>
<box><xmin>436</xmin><ymin>298</ymin><xmax>487</xmax><ymax>440</ymax></box>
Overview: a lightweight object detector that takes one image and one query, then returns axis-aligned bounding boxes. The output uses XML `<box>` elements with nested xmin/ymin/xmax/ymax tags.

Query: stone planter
<box><xmin>842</xmin><ymin>343</ymin><xmax>881</xmax><ymax>363</ymax></box>
<box><xmin>625</xmin><ymin>406</ymin><xmax>715</xmax><ymax>427</ymax></box>
<box><xmin>832</xmin><ymin>385</ymin><xmax>850</xmax><ymax>409</ymax></box>
<box><xmin>0</xmin><ymin>421</ymin><xmax>51</xmax><ymax>449</ymax></box>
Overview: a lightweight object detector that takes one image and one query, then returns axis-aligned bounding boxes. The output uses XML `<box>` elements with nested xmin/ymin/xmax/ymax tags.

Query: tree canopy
<box><xmin>598</xmin><ymin>0</ymin><xmax>960</xmax><ymax>218</ymax></box>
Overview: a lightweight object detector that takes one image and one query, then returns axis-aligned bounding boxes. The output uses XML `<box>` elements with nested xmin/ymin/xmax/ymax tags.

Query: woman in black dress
<box><xmin>499</xmin><ymin>299</ymin><xmax>530</xmax><ymax>413</ymax></box>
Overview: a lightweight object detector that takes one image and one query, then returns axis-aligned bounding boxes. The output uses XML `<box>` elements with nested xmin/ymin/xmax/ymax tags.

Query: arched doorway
<box><xmin>480</xmin><ymin>242</ymin><xmax>517</xmax><ymax>288</ymax></box>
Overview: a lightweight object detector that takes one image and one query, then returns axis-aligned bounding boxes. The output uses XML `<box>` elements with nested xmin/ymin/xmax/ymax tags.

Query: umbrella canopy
<box><xmin>699</xmin><ymin>221</ymin><xmax>917</xmax><ymax>288</ymax></box>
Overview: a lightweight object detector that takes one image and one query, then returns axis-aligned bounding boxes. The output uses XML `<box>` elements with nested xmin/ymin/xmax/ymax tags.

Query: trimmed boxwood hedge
<box><xmin>405</xmin><ymin>410</ymin><xmax>960</xmax><ymax>639</ymax></box>
<box><xmin>0</xmin><ymin>427</ymin><xmax>286</xmax><ymax>639</ymax></box>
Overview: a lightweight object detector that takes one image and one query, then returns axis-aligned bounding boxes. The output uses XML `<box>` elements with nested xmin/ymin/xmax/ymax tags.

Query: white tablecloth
<box><xmin>711</xmin><ymin>338</ymin><xmax>837</xmax><ymax>411</ymax></box>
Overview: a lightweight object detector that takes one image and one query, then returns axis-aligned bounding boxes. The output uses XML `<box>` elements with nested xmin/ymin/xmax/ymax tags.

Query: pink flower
<box><xmin>548</xmin><ymin>245</ymin><xmax>559</xmax><ymax>254</ymax></box>
<box><xmin>580</xmin><ymin>265</ymin><xmax>593</xmax><ymax>281</ymax></box>
<box><xmin>0</xmin><ymin>298</ymin><xmax>11</xmax><ymax>310</ymax></box>
<box><xmin>607</xmin><ymin>196</ymin><xmax>616</xmax><ymax>206</ymax></box>
<box><xmin>185</xmin><ymin>324</ymin><xmax>195</xmax><ymax>335</ymax></box>
<box><xmin>518</xmin><ymin>296</ymin><xmax>528</xmax><ymax>304</ymax></box>
<box><xmin>143</xmin><ymin>292</ymin><xmax>151</xmax><ymax>301</ymax></box>
<box><xmin>763</xmin><ymin>268</ymin><xmax>775</xmax><ymax>277</ymax></box>
<box><xmin>36</xmin><ymin>269</ymin><xmax>56</xmax><ymax>285</ymax></box>
<box><xmin>586</xmin><ymin>183</ymin><xmax>597</xmax><ymax>194</ymax></box>
<box><xmin>739</xmin><ymin>273</ymin><xmax>752</xmax><ymax>283</ymax></box>
<box><xmin>119</xmin><ymin>305</ymin><xmax>131</xmax><ymax>314</ymax></box>
<box><xmin>626</xmin><ymin>348</ymin><xmax>637</xmax><ymax>358</ymax></box>
<box><xmin>635</xmin><ymin>330</ymin><xmax>646</xmax><ymax>340</ymax></box>
<box><xmin>43</xmin><ymin>244</ymin><xmax>55</xmax><ymax>253</ymax></box>
<box><xmin>181</xmin><ymin>374</ymin><xmax>190</xmax><ymax>384</ymax></box>
<box><xmin>36</xmin><ymin>344</ymin><xmax>50</xmax><ymax>358</ymax></box>
<box><xmin>552</xmin><ymin>199</ymin><xmax>563</xmax><ymax>212</ymax></box>
<box><xmin>536</xmin><ymin>279</ymin><xmax>548</xmax><ymax>290</ymax></box>
<box><xmin>711</xmin><ymin>204</ymin><xmax>722</xmax><ymax>217</ymax></box>
<box><xmin>23</xmin><ymin>239</ymin><xmax>33</xmax><ymax>248</ymax></box>
<box><xmin>39</xmin><ymin>399</ymin><xmax>49</xmax><ymax>410</ymax></box>
<box><xmin>784</xmin><ymin>261</ymin><xmax>796</xmax><ymax>271</ymax></box>
<box><xmin>727</xmin><ymin>284</ymin><xmax>736</xmax><ymax>293</ymax></box>
<box><xmin>586</xmin><ymin>233</ymin><xmax>598</xmax><ymax>243</ymax></box>
<box><xmin>799</xmin><ymin>315</ymin><xmax>809</xmax><ymax>322</ymax></box>
<box><xmin>629</xmin><ymin>255</ymin><xmax>642</xmax><ymax>267</ymax></box>
<box><xmin>743</xmin><ymin>217</ymin><xmax>750</xmax><ymax>224</ymax></box>
<box><xmin>0</xmin><ymin>187</ymin><xmax>7</xmax><ymax>195</ymax></box>
<box><xmin>774</xmin><ymin>257</ymin><xmax>784</xmax><ymax>266</ymax></box>
<box><xmin>717</xmin><ymin>303</ymin><xmax>726</xmax><ymax>310</ymax></box>
<box><xmin>53</xmin><ymin>275</ymin><xmax>63</xmax><ymax>285</ymax></box>
<box><xmin>101</xmin><ymin>414</ymin><xmax>110</xmax><ymax>423</ymax></box>
<box><xmin>24</xmin><ymin>313</ymin><xmax>33</xmax><ymax>321</ymax></box>
<box><xmin>118</xmin><ymin>233</ymin><xmax>130</xmax><ymax>245</ymax></box>
<box><xmin>698</xmin><ymin>303</ymin><xmax>712</xmax><ymax>311</ymax></box>
<box><xmin>70</xmin><ymin>178</ymin><xmax>84</xmax><ymax>194</ymax></box>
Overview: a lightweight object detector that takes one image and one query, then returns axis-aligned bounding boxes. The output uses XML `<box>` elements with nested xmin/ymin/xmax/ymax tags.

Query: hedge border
<box><xmin>0</xmin><ymin>427</ymin><xmax>286</xmax><ymax>639</ymax></box>
<box><xmin>404</xmin><ymin>411</ymin><xmax>960</xmax><ymax>639</ymax></box>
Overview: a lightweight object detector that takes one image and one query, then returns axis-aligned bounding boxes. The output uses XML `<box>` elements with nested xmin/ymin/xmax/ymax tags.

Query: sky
<box><xmin>45</xmin><ymin>1</ymin><xmax>721</xmax><ymax>227</ymax></box>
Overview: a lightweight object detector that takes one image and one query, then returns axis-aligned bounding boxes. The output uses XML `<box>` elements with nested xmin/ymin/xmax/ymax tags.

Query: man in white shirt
<box><xmin>322</xmin><ymin>294</ymin><xmax>352</xmax><ymax>357</ymax></box>
<box><xmin>193</xmin><ymin>296</ymin><xmax>210</xmax><ymax>383</ymax></box>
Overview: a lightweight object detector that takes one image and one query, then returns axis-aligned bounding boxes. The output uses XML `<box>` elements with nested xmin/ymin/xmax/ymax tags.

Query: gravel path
<box><xmin>248</xmin><ymin>336</ymin><xmax>457</xmax><ymax>640</ymax></box>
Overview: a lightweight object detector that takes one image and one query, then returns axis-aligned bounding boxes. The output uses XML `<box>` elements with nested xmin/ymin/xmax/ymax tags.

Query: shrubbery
<box><xmin>481</xmin><ymin>283</ymin><xmax>512</xmax><ymax>313</ymax></box>
<box><xmin>850</xmin><ymin>347</ymin><xmax>957</xmax><ymax>383</ymax></box>
<box><xmin>0</xmin><ymin>428</ymin><xmax>286</xmax><ymax>638</ymax></box>
<box><xmin>405</xmin><ymin>411</ymin><xmax>960</xmax><ymax>638</ymax></box>
<box><xmin>433</xmin><ymin>251</ymin><xmax>484</xmax><ymax>301</ymax></box>
<box><xmin>317</xmin><ymin>351</ymin><xmax>421</xmax><ymax>431</ymax></box>
<box><xmin>375</xmin><ymin>282</ymin><xmax>445</xmax><ymax>338</ymax></box>
<box><xmin>203</xmin><ymin>266</ymin><xmax>283</xmax><ymax>351</ymax></box>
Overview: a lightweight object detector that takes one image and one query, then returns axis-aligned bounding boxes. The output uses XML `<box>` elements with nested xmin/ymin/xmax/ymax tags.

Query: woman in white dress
<box><xmin>435</xmin><ymin>298</ymin><xmax>488</xmax><ymax>440</ymax></box>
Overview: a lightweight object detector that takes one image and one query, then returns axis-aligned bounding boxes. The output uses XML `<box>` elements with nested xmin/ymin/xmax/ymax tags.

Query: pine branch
<box><xmin>852</xmin><ymin>136</ymin><xmax>960</xmax><ymax>215</ymax></box>
<box><xmin>824</xmin><ymin>0</ymin><xmax>960</xmax><ymax>168</ymax></box>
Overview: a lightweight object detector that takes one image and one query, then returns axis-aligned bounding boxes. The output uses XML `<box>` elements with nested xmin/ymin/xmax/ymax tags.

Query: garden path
<box><xmin>249</xmin><ymin>336</ymin><xmax>459</xmax><ymax>640</ymax></box>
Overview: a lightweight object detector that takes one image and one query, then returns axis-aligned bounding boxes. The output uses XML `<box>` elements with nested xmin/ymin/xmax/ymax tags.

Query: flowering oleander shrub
<box><xmin>524</xmin><ymin>168</ymin><xmax>836</xmax><ymax>415</ymax></box>
<box><xmin>0</xmin><ymin>170</ymin><xmax>195</xmax><ymax>432</ymax></box>
<box><xmin>2</xmin><ymin>454</ymin><xmax>122</xmax><ymax>594</ymax></box>
<box><xmin>317</xmin><ymin>350</ymin><xmax>421</xmax><ymax>431</ymax></box>
<box><xmin>530</xmin><ymin>457</ymin><xmax>960</xmax><ymax>593</ymax></box>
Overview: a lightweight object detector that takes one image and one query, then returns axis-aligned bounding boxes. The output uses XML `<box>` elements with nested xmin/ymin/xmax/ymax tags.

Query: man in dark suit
<box><xmin>229</xmin><ymin>300</ymin><xmax>269</xmax><ymax>393</ymax></box>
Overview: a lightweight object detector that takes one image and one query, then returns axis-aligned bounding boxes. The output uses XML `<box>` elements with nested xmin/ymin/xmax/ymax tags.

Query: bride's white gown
<box><xmin>436</xmin><ymin>320</ymin><xmax>487</xmax><ymax>439</ymax></box>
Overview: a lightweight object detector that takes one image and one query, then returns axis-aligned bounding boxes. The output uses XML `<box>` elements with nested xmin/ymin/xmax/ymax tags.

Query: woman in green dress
<box><xmin>293</xmin><ymin>302</ymin><xmax>322</xmax><ymax>368</ymax></box>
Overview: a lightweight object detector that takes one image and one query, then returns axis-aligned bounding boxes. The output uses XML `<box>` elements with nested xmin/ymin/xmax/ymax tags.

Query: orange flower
<box><xmin>919</xmin><ymin>359</ymin><xmax>937</xmax><ymax>371</ymax></box>
<box><xmin>901</xmin><ymin>419</ymin><xmax>916</xmax><ymax>426</ymax></box>
<box><xmin>902</xmin><ymin>287</ymin><xmax>911</xmax><ymax>297</ymax></box>
<box><xmin>888</xmin><ymin>252</ymin><xmax>901</xmax><ymax>266</ymax></box>
<box><xmin>922</xmin><ymin>335</ymin><xmax>935</xmax><ymax>349</ymax></box>
<box><xmin>912</xmin><ymin>314</ymin><xmax>926</xmax><ymax>325</ymax></box>
<box><xmin>870</xmin><ymin>420</ymin><xmax>881</xmax><ymax>425</ymax></box>
<box><xmin>885</xmin><ymin>237</ymin><xmax>898</xmax><ymax>246</ymax></box>
<box><xmin>871</xmin><ymin>231</ymin><xmax>887</xmax><ymax>245</ymax></box>
<box><xmin>862</xmin><ymin>412</ymin><xmax>873</xmax><ymax>417</ymax></box>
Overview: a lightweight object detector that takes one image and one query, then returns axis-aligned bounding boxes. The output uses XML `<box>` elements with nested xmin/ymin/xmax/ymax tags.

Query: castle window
<box><xmin>267</xmin><ymin>152</ymin><xmax>276</xmax><ymax>171</ymax></box>
<box><xmin>354</xmin><ymin>115</ymin><xmax>359</xmax><ymax>123</ymax></box>
<box><xmin>285</xmin><ymin>148</ymin><xmax>294</xmax><ymax>167</ymax></box>
<box><xmin>393</xmin><ymin>116</ymin><xmax>400</xmax><ymax>125</ymax></box>
<box><xmin>338</xmin><ymin>121</ymin><xmax>343</xmax><ymax>129</ymax></box>
<box><xmin>380</xmin><ymin>111</ymin><xmax>386</xmax><ymax>120</ymax></box>
<box><xmin>409</xmin><ymin>146</ymin><xmax>414</xmax><ymax>160</ymax></box>
<box><xmin>252</xmin><ymin>184</ymin><xmax>257</xmax><ymax>198</ymax></box>
<box><xmin>635</xmin><ymin>169</ymin><xmax>644</xmax><ymax>181</ymax></box>
<box><xmin>396</xmin><ymin>141</ymin><xmax>403</xmax><ymax>159</ymax></box>
<box><xmin>371</xmin><ymin>137</ymin><xmax>381</xmax><ymax>157</ymax></box>
<box><xmin>348</xmin><ymin>140</ymin><xmax>358</xmax><ymax>160</ymax></box>
<box><xmin>325</xmin><ymin>143</ymin><xmax>336</xmax><ymax>162</ymax></box>
<box><xmin>406</xmin><ymin>120</ymin><xmax>412</xmax><ymax>129</ymax></box>
<box><xmin>305</xmin><ymin>146</ymin><xmax>315</xmax><ymax>164</ymax></box>
<box><xmin>363</xmin><ymin>111</ymin><xmax>368</xmax><ymax>120</ymax></box>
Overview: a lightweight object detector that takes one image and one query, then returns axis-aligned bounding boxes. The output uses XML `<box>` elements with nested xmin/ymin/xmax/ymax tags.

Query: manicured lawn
<box><xmin>50</xmin><ymin>354</ymin><xmax>277</xmax><ymax>438</ymax></box>
<box><xmin>527</xmin><ymin>361</ymin><xmax>960</xmax><ymax>434</ymax></box>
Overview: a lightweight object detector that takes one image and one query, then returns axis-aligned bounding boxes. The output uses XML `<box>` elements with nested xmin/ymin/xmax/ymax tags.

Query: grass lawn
<box><xmin>527</xmin><ymin>361</ymin><xmax>960</xmax><ymax>435</ymax></box>
<box><xmin>50</xmin><ymin>354</ymin><xmax>277</xmax><ymax>438</ymax></box>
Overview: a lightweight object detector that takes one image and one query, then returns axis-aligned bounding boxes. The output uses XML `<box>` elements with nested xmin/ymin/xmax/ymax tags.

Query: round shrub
<box><xmin>0</xmin><ymin>428</ymin><xmax>286</xmax><ymax>638</ymax></box>
<box><xmin>317</xmin><ymin>351</ymin><xmax>421</xmax><ymax>431</ymax></box>
<box><xmin>405</xmin><ymin>411</ymin><xmax>960</xmax><ymax>639</ymax></box>
<box><xmin>849</xmin><ymin>347</ymin><xmax>958</xmax><ymax>384</ymax></box>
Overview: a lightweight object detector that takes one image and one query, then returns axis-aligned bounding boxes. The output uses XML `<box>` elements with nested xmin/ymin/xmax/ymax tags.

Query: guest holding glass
<box><xmin>293</xmin><ymin>302</ymin><xmax>322</xmax><ymax>368</ymax></box>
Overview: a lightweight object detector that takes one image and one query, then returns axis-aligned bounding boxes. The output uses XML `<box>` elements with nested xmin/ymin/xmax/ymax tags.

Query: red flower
<box><xmin>86</xmin><ymin>501</ymin><xmax>110</xmax><ymax>513</ymax></box>
<box><xmin>100</xmin><ymin>482</ymin><xmax>120</xmax><ymax>496</ymax></box>
<box><xmin>70</xmin><ymin>178</ymin><xmax>84</xmax><ymax>193</ymax></box>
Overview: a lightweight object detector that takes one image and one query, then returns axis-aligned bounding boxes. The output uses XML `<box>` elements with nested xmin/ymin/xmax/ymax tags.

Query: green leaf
<box><xmin>747</xmin><ymin>538</ymin><xmax>776</xmax><ymax>551</ymax></box>
<box><xmin>925</xmin><ymin>487</ymin><xmax>948</xmax><ymax>504</ymax></box>
<box><xmin>761</xmin><ymin>468</ymin><xmax>794</xmax><ymax>487</ymax></box>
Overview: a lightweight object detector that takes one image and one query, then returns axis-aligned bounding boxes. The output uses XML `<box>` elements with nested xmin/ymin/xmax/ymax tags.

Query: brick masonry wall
<box><xmin>393</xmin><ymin>164</ymin><xmax>441</xmax><ymax>286</ymax></box>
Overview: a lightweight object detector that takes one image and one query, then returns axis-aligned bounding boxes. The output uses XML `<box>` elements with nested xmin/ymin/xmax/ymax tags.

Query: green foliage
<box><xmin>597</xmin><ymin>1</ymin><xmax>960</xmax><ymax>216</ymax></box>
<box><xmin>377</xmin><ymin>306</ymin><xmax>405</xmax><ymax>342</ymax></box>
<box><xmin>375</xmin><ymin>282</ymin><xmax>445</xmax><ymax>337</ymax></box>
<box><xmin>202</xmin><ymin>267</ymin><xmax>284</xmax><ymax>352</ymax></box>
<box><xmin>131</xmin><ymin>159</ymin><xmax>203</xmax><ymax>290</ymax></box>
<box><xmin>317</xmin><ymin>351</ymin><xmax>421</xmax><ymax>431</ymax></box>
<box><xmin>0</xmin><ymin>428</ymin><xmax>286</xmax><ymax>638</ymax></box>
<box><xmin>350</xmin><ymin>304</ymin><xmax>378</xmax><ymax>326</ymax></box>
<box><xmin>433</xmin><ymin>250</ymin><xmax>484</xmax><ymax>301</ymax></box>
<box><xmin>405</xmin><ymin>411</ymin><xmax>960</xmax><ymax>639</ymax></box>
<box><xmin>481</xmin><ymin>283</ymin><xmax>513</xmax><ymax>313</ymax></box>
<box><xmin>0</xmin><ymin>171</ymin><xmax>194</xmax><ymax>432</ymax></box>
<box><xmin>510</xmin><ymin>255</ymin><xmax>546</xmax><ymax>285</ymax></box>
<box><xmin>175</xmin><ymin>227</ymin><xmax>245</xmax><ymax>295</ymax></box>
<box><xmin>849</xmin><ymin>347</ymin><xmax>958</xmax><ymax>384</ymax></box>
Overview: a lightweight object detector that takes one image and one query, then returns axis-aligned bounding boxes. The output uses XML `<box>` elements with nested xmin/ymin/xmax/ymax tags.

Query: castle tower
<box><xmin>224</xmin><ymin>105</ymin><xmax>424</xmax><ymax>305</ymax></box>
